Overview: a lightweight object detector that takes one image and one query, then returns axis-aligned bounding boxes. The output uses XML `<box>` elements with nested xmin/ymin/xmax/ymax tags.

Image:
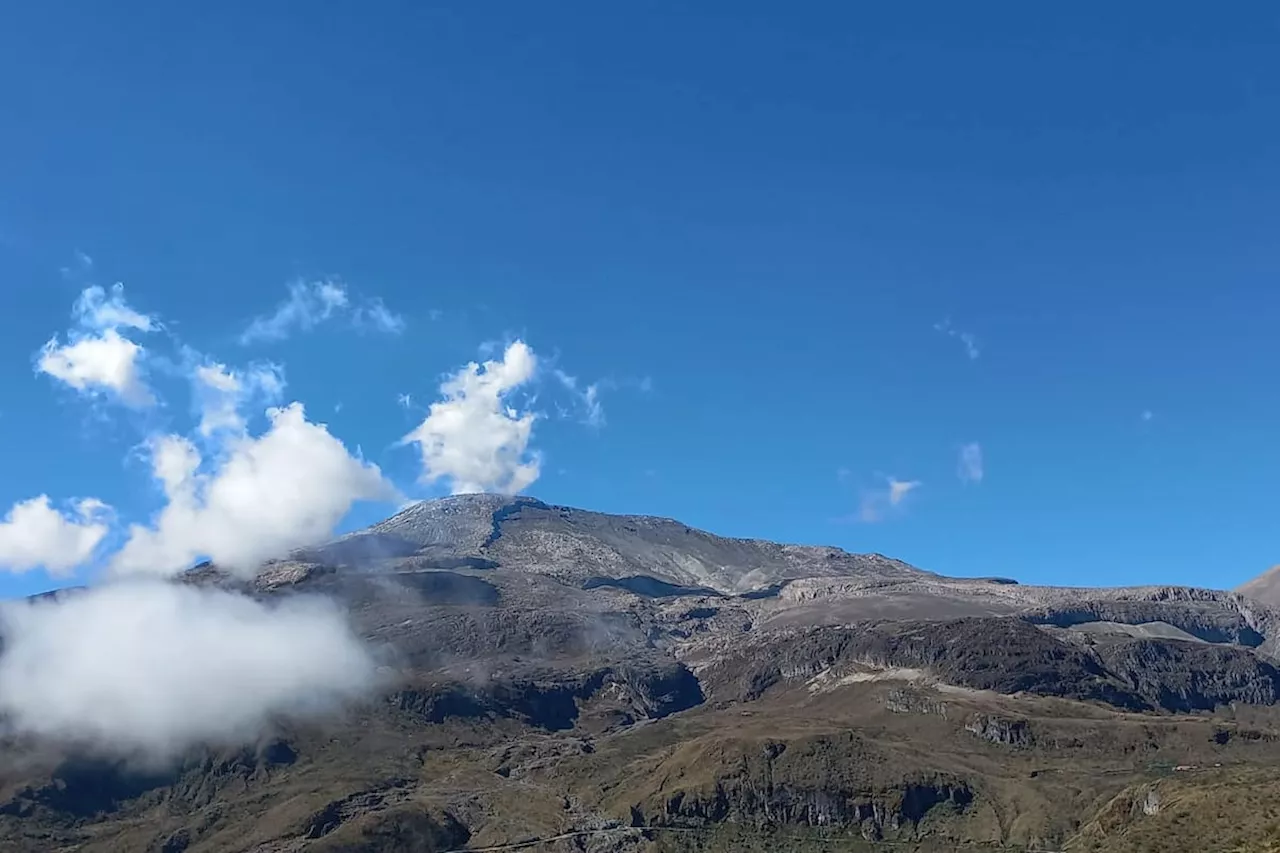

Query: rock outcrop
<box><xmin>698</xmin><ymin>617</ymin><xmax>1280</xmax><ymax>713</ymax></box>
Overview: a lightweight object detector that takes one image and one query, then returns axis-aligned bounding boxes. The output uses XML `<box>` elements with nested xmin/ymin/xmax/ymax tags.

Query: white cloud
<box><xmin>112</xmin><ymin>403</ymin><xmax>397</xmax><ymax>578</ymax></box>
<box><xmin>75</xmin><ymin>283</ymin><xmax>157</xmax><ymax>332</ymax></box>
<box><xmin>552</xmin><ymin>369</ymin><xmax>605</xmax><ymax>428</ymax></box>
<box><xmin>13</xmin><ymin>272</ymin><xmax>390</xmax><ymax>762</ymax></box>
<box><xmin>934</xmin><ymin>318</ymin><xmax>980</xmax><ymax>360</ymax></box>
<box><xmin>958</xmin><ymin>442</ymin><xmax>984</xmax><ymax>484</ymax></box>
<box><xmin>888</xmin><ymin>477</ymin><xmax>920</xmax><ymax>505</ymax></box>
<box><xmin>38</xmin><ymin>330</ymin><xmax>153</xmax><ymax>407</ymax></box>
<box><xmin>193</xmin><ymin>363</ymin><xmax>243</xmax><ymax>435</ymax></box>
<box><xmin>0</xmin><ymin>496</ymin><xmax>111</xmax><ymax>576</ymax></box>
<box><xmin>353</xmin><ymin>298</ymin><xmax>406</xmax><ymax>335</ymax></box>
<box><xmin>192</xmin><ymin>361</ymin><xmax>286</xmax><ymax>436</ymax></box>
<box><xmin>0</xmin><ymin>580</ymin><xmax>378</xmax><ymax>760</ymax></box>
<box><xmin>857</xmin><ymin>476</ymin><xmax>921</xmax><ymax>523</ymax></box>
<box><xmin>240</xmin><ymin>279</ymin><xmax>350</xmax><ymax>343</ymax></box>
<box><xmin>402</xmin><ymin>341</ymin><xmax>540</xmax><ymax>494</ymax></box>
<box><xmin>37</xmin><ymin>284</ymin><xmax>158</xmax><ymax>407</ymax></box>
<box><xmin>59</xmin><ymin>250</ymin><xmax>95</xmax><ymax>280</ymax></box>
<box><xmin>149</xmin><ymin>433</ymin><xmax>201</xmax><ymax>495</ymax></box>
<box><xmin>195</xmin><ymin>362</ymin><xmax>240</xmax><ymax>393</ymax></box>
<box><xmin>582</xmin><ymin>385</ymin><xmax>602</xmax><ymax>427</ymax></box>
<box><xmin>315</xmin><ymin>280</ymin><xmax>349</xmax><ymax>311</ymax></box>
<box><xmin>241</xmin><ymin>279</ymin><xmax>404</xmax><ymax>343</ymax></box>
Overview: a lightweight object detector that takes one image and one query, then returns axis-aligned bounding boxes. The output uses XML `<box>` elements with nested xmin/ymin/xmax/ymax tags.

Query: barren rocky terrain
<box><xmin>3</xmin><ymin>494</ymin><xmax>1280</xmax><ymax>852</ymax></box>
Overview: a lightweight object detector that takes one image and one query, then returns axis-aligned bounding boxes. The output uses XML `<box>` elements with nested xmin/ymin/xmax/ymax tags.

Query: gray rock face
<box><xmin>885</xmin><ymin>688</ymin><xmax>949</xmax><ymax>717</ymax></box>
<box><xmin>964</xmin><ymin>714</ymin><xmax>1033</xmax><ymax>746</ymax></box>
<box><xmin>1238</xmin><ymin>564</ymin><xmax>1280</xmax><ymax>606</ymax></box>
<box><xmin>698</xmin><ymin>618</ymin><xmax>1280</xmax><ymax>713</ymax></box>
<box><xmin>364</xmin><ymin>494</ymin><xmax>924</xmax><ymax>594</ymax></box>
<box><xmin>389</xmin><ymin>659</ymin><xmax>703</xmax><ymax>732</ymax></box>
<box><xmin>628</xmin><ymin>742</ymin><xmax>975</xmax><ymax>838</ymax></box>
<box><xmin>1024</xmin><ymin>599</ymin><xmax>1265</xmax><ymax>646</ymax></box>
<box><xmin>1093</xmin><ymin>638</ymin><xmax>1280</xmax><ymax>711</ymax></box>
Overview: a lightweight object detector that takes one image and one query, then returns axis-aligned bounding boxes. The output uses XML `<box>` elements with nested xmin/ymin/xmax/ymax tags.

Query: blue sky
<box><xmin>2</xmin><ymin>2</ymin><xmax>1279</xmax><ymax>596</ymax></box>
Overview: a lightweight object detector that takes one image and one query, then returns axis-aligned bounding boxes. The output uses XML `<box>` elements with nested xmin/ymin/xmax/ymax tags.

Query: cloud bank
<box><xmin>0</xmin><ymin>273</ymin><xmax>425</xmax><ymax>763</ymax></box>
<box><xmin>2</xmin><ymin>400</ymin><xmax>392</xmax><ymax>757</ymax></box>
<box><xmin>0</xmin><ymin>581</ymin><xmax>378</xmax><ymax>760</ymax></box>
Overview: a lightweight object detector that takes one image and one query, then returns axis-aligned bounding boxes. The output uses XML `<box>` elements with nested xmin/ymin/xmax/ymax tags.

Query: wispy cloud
<box><xmin>888</xmin><ymin>477</ymin><xmax>920</xmax><ymax>505</ymax></box>
<box><xmin>958</xmin><ymin>442</ymin><xmax>984</xmax><ymax>484</ymax></box>
<box><xmin>75</xmin><ymin>282</ymin><xmax>157</xmax><ymax>333</ymax></box>
<box><xmin>58</xmin><ymin>249</ymin><xmax>95</xmax><ymax>281</ymax></box>
<box><xmin>552</xmin><ymin>369</ymin><xmax>605</xmax><ymax>428</ymax></box>
<box><xmin>239</xmin><ymin>279</ymin><xmax>348</xmax><ymax>343</ymax></box>
<box><xmin>240</xmin><ymin>279</ymin><xmax>404</xmax><ymax>343</ymax></box>
<box><xmin>353</xmin><ymin>298</ymin><xmax>407</xmax><ymax>335</ymax></box>
<box><xmin>191</xmin><ymin>360</ymin><xmax>286</xmax><ymax>437</ymax></box>
<box><xmin>856</xmin><ymin>475</ymin><xmax>921</xmax><ymax>523</ymax></box>
<box><xmin>933</xmin><ymin>318</ymin><xmax>980</xmax><ymax>360</ymax></box>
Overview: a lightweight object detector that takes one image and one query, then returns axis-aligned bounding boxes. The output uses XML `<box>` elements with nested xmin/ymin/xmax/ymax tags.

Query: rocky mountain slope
<box><xmin>1237</xmin><ymin>563</ymin><xmax>1280</xmax><ymax>607</ymax></box>
<box><xmin>351</xmin><ymin>495</ymin><xmax>924</xmax><ymax>594</ymax></box>
<box><xmin>3</xmin><ymin>493</ymin><xmax>1280</xmax><ymax>852</ymax></box>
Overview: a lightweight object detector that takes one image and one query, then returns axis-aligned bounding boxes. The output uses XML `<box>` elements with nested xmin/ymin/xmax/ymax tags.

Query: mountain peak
<box><xmin>326</xmin><ymin>494</ymin><xmax>924</xmax><ymax>594</ymax></box>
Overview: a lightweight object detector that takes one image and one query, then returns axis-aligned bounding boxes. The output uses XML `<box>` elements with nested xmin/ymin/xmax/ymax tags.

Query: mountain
<box><xmin>342</xmin><ymin>494</ymin><xmax>925</xmax><ymax>594</ymax></box>
<box><xmin>1236</xmin><ymin>563</ymin><xmax>1280</xmax><ymax>606</ymax></box>
<box><xmin>5</xmin><ymin>494</ymin><xmax>1280</xmax><ymax>852</ymax></box>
